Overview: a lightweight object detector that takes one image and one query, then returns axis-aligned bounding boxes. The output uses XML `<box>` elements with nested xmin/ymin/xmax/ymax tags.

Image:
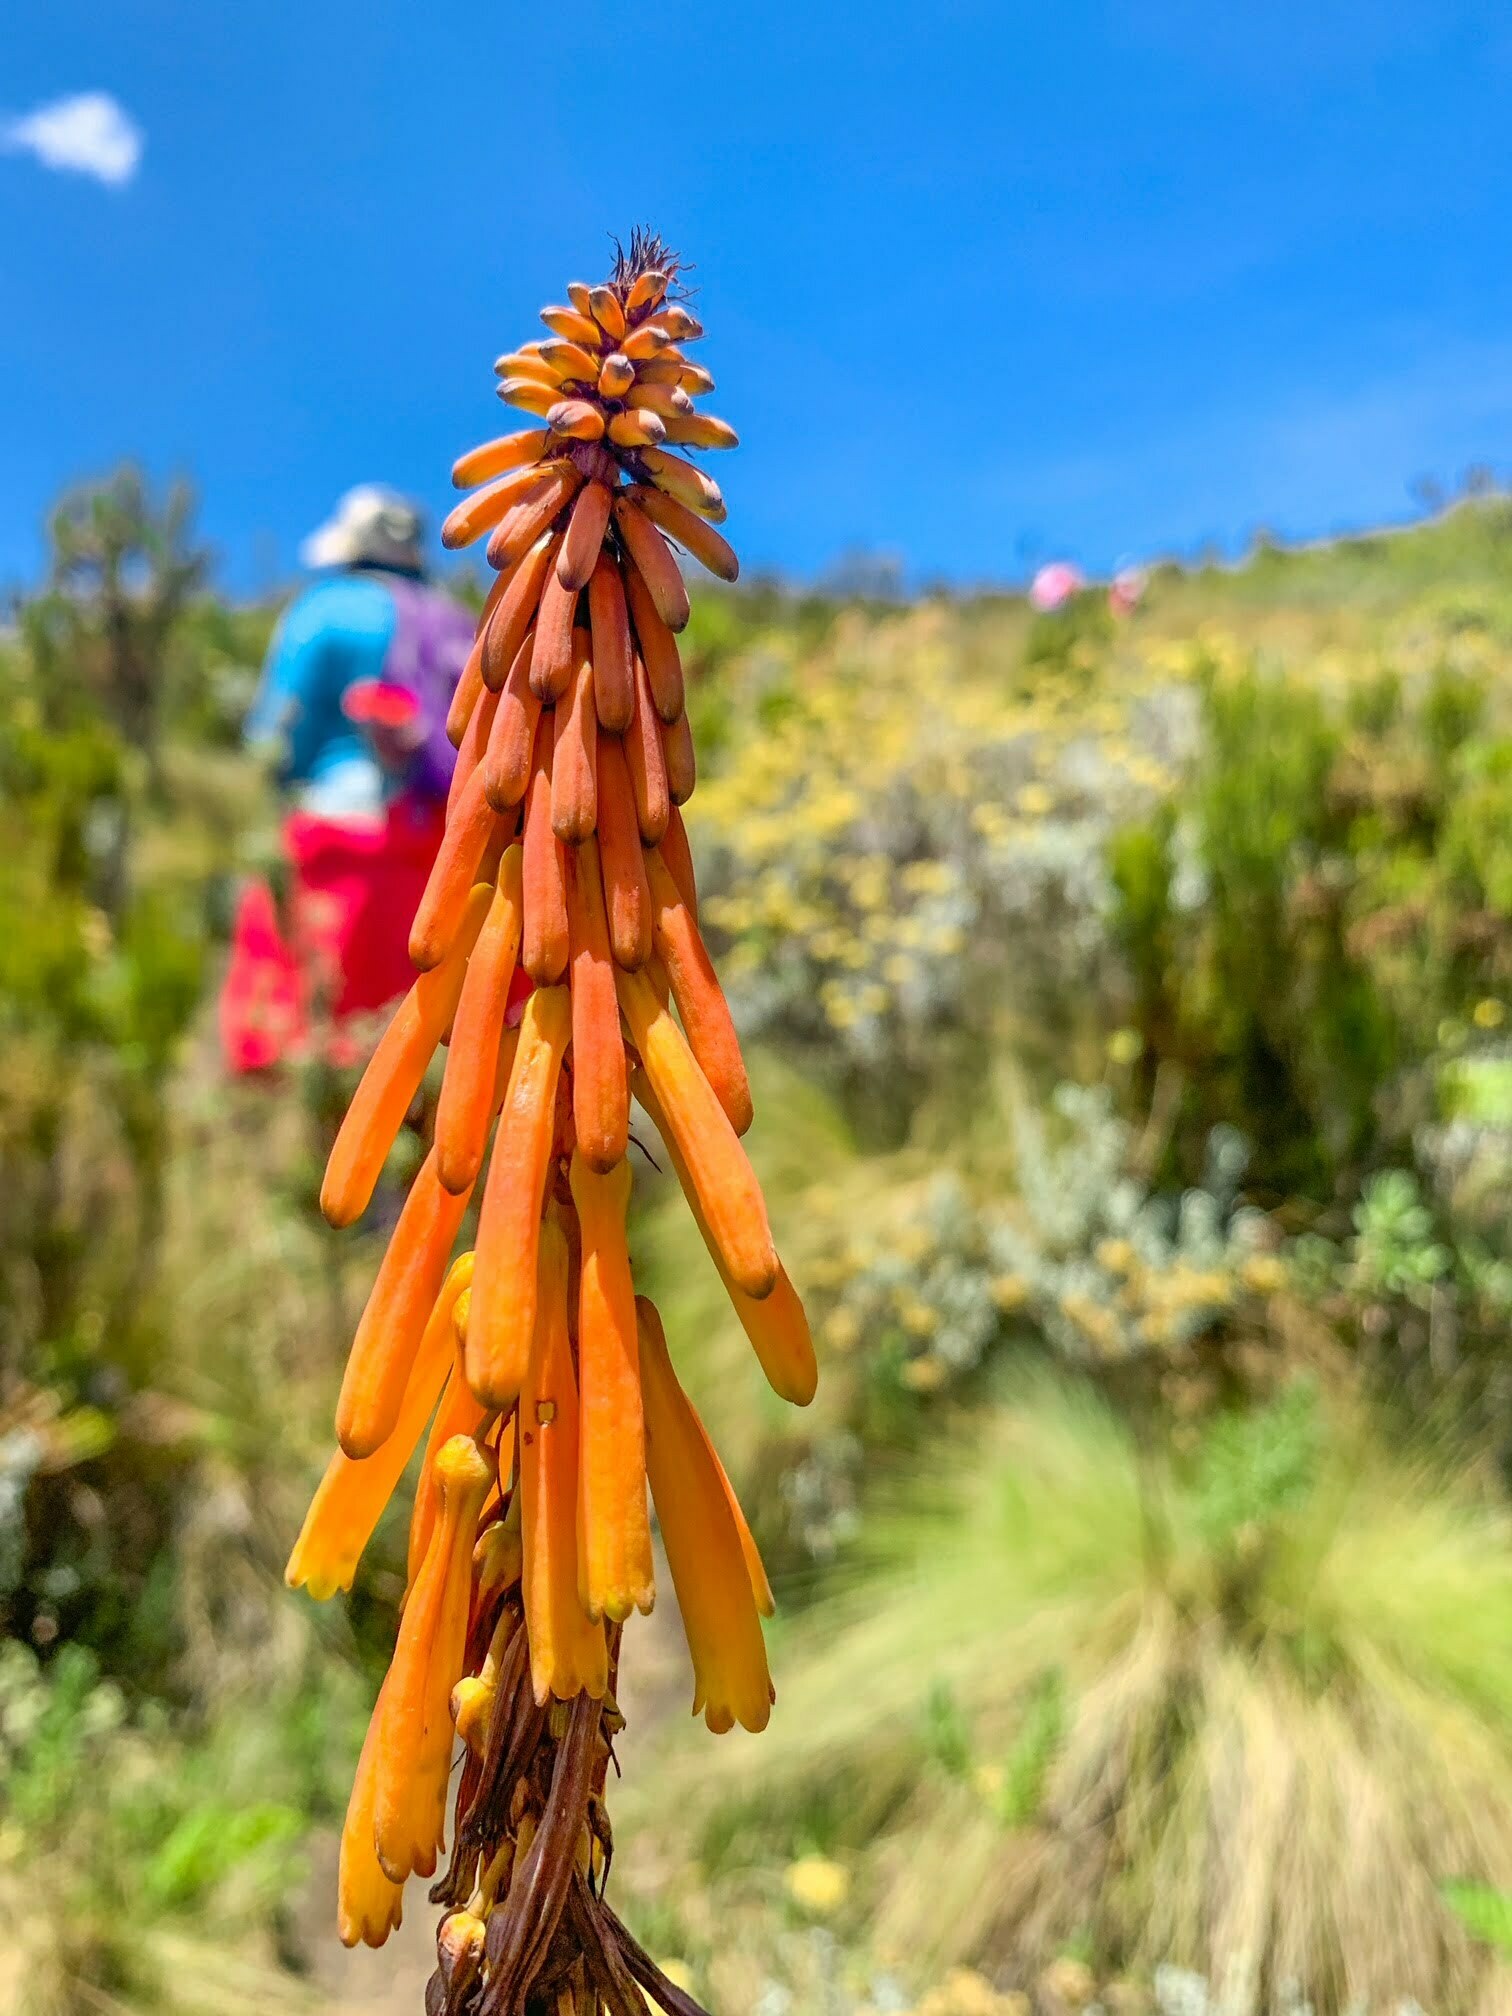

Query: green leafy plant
<box><xmin>1348</xmin><ymin>1169</ymin><xmax>1451</xmax><ymax>1302</ymax></box>
<box><xmin>1442</xmin><ymin>1879</ymin><xmax>1512</xmax><ymax>1954</ymax></box>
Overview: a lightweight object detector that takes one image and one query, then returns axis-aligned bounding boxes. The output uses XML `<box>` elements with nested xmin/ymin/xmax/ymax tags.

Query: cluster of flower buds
<box><xmin>285</xmin><ymin>234</ymin><xmax>815</xmax><ymax>2016</ymax></box>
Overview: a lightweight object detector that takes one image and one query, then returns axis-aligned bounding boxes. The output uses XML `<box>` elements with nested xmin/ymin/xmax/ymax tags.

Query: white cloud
<box><xmin>2</xmin><ymin>92</ymin><xmax>142</xmax><ymax>187</ymax></box>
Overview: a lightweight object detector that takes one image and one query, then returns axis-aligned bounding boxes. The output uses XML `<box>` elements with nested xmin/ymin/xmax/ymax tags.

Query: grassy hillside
<box><xmin>3</xmin><ymin>474</ymin><xmax>1512</xmax><ymax>2015</ymax></box>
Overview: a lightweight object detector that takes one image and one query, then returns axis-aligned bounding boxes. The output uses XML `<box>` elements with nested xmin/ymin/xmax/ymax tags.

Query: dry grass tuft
<box><xmin>622</xmin><ymin>1377</ymin><xmax>1512</xmax><ymax>2015</ymax></box>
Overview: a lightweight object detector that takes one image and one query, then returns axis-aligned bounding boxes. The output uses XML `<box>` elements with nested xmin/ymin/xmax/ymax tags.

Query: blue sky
<box><xmin>3</xmin><ymin>2</ymin><xmax>1510</xmax><ymax>594</ymax></box>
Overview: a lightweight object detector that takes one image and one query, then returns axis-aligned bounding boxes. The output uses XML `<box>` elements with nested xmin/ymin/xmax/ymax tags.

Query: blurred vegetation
<box><xmin>618</xmin><ymin>1378</ymin><xmax>1511</xmax><ymax>2016</ymax></box>
<box><xmin>2</xmin><ymin>473</ymin><xmax>1512</xmax><ymax>2014</ymax></box>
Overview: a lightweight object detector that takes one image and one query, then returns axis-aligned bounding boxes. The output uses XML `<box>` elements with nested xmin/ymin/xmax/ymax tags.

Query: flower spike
<box><xmin>289</xmin><ymin>237</ymin><xmax>812</xmax><ymax>2014</ymax></box>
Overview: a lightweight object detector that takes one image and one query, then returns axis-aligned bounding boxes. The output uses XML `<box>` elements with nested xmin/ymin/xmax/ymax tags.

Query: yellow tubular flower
<box><xmin>372</xmin><ymin>1436</ymin><xmax>494</xmax><ymax>1883</ymax></box>
<box><xmin>337</xmin><ymin>1668</ymin><xmax>405</xmax><ymax>1949</ymax></box>
<box><xmin>285</xmin><ymin>1253</ymin><xmax>474</xmax><ymax>1600</ymax></box>
<box><xmin>520</xmin><ymin>1208</ymin><xmax>609</xmax><ymax>1705</ymax></box>
<box><xmin>690</xmin><ymin>1396</ymin><xmax>775</xmax><ymax>1618</ymax></box>
<box><xmin>637</xmin><ymin>1296</ymin><xmax>774</xmax><ymax>1733</ymax></box>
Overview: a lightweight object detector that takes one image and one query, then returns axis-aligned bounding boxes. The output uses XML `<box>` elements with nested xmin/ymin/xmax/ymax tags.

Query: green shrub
<box><xmin>0</xmin><ymin>1638</ymin><xmax>351</xmax><ymax>2011</ymax></box>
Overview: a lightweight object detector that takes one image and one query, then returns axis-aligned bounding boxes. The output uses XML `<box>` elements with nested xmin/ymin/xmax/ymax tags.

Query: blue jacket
<box><xmin>248</xmin><ymin>570</ymin><xmax>473</xmax><ymax>815</ymax></box>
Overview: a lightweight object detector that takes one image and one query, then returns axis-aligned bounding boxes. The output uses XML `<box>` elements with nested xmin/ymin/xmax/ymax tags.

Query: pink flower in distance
<box><xmin>1029</xmin><ymin>561</ymin><xmax>1084</xmax><ymax>612</ymax></box>
<box><xmin>1109</xmin><ymin>566</ymin><xmax>1146</xmax><ymax>617</ymax></box>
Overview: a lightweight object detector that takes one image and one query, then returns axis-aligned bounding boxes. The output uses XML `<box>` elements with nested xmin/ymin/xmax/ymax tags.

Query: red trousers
<box><xmin>219</xmin><ymin>796</ymin><xmax>445</xmax><ymax>1074</ymax></box>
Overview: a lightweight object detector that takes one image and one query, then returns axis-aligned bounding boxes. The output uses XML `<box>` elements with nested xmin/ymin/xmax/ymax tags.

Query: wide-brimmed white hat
<box><xmin>300</xmin><ymin>485</ymin><xmax>425</xmax><ymax>572</ymax></box>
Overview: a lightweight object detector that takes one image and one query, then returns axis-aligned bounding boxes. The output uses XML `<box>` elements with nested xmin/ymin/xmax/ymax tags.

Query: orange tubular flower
<box><xmin>449</xmin><ymin>680</ymin><xmax>501</xmax><ymax>816</ymax></box>
<box><xmin>434</xmin><ymin>845</ymin><xmax>525</xmax><ymax>1195</ymax></box>
<box><xmin>293</xmin><ymin>232</ymin><xmax>814</xmax><ymax>2016</ymax></box>
<box><xmin>551</xmin><ymin>629</ymin><xmax>599</xmax><ymax>843</ymax></box>
<box><xmin>483</xmin><ymin>632</ymin><xmax>541</xmax><ymax>812</ymax></box>
<box><xmin>570</xmin><ymin>1152</ymin><xmax>653</xmax><ymax>1623</ymax></box>
<box><xmin>320</xmin><ymin>882</ymin><xmax>492</xmax><ymax>1228</ymax></box>
<box><xmin>565</xmin><ymin>836</ymin><xmax>629</xmax><ymax>1171</ymax></box>
<box><xmin>616</xmin><ymin>962</ymin><xmax>777</xmax><ymax>1299</ymax></box>
<box><xmin>337</xmin><ymin>1669</ymin><xmax>406</xmax><ymax>1948</ymax></box>
<box><xmin>596</xmin><ymin>732</ymin><xmax>654</xmax><ymax>968</ymax></box>
<box><xmin>335</xmin><ymin>1147</ymin><xmax>477</xmax><ymax>1459</ymax></box>
<box><xmin>405</xmin><ymin>1349</ymin><xmax>494</xmax><ymax>1593</ymax></box>
<box><xmin>632</xmin><ymin>1067</ymin><xmax>817</xmax><ymax>1407</ymax></box>
<box><xmin>466</xmin><ymin>983</ymin><xmax>572</xmax><ymax>1410</ymax></box>
<box><xmin>659</xmin><ymin>801</ymin><xmax>699</xmax><ymax>916</ymax></box>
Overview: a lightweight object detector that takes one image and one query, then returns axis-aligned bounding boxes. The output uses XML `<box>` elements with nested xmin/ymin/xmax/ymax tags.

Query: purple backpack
<box><xmin>381</xmin><ymin>577</ymin><xmax>477</xmax><ymax>802</ymax></box>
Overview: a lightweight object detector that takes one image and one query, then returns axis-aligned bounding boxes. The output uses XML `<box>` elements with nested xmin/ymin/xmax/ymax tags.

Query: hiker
<box><xmin>220</xmin><ymin>487</ymin><xmax>474</xmax><ymax>1072</ymax></box>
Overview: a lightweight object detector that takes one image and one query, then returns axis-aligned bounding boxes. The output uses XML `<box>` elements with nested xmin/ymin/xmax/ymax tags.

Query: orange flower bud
<box><xmin>626</xmin><ymin>651</ymin><xmax>671</xmax><ymax>844</ymax></box>
<box><xmin>621</xmin><ymin>552</ymin><xmax>686</xmax><ymax>719</ymax></box>
<box><xmin>587</xmin><ymin>556</ymin><xmax>635</xmax><ymax>734</ymax></box>
<box><xmin>623</xmin><ymin>268</ymin><xmax>668</xmax><ymax>318</ymax></box>
<box><xmin>638</xmin><ymin>448</ymin><xmax>723</xmax><ymax>521</ymax></box>
<box><xmin>484</xmin><ymin>462</ymin><xmax>581</xmax><ymax>572</ymax></box>
<box><xmin>558</xmin><ymin>479</ymin><xmax>614</xmax><ymax>592</ymax></box>
<box><xmin>596</xmin><ymin>733</ymin><xmax>653</xmax><ymax>968</ymax></box>
<box><xmin>448</xmin><ymin>679</ymin><xmax>501</xmax><ymax>818</ymax></box>
<box><xmin>473</xmin><ymin>1489</ymin><xmax>523</xmax><ymax>1599</ymax></box>
<box><xmin>565</xmin><ymin>837</ymin><xmax>629</xmax><ymax>1172</ymax></box>
<box><xmin>450</xmin><ymin>427</ymin><xmax>550</xmax><ymax>492</ymax></box>
<box><xmin>617</xmin><ymin>967</ymin><xmax>776</xmax><ymax>1299</ymax></box>
<box><xmin>445</xmin><ymin>630</ymin><xmax>487</xmax><ymax>749</ymax></box>
<box><xmin>483</xmin><ymin>628</ymin><xmax>542</xmax><ymax>812</ymax></box>
<box><xmin>521</xmin><ymin>711</ymin><xmax>569</xmax><ymax>983</ymax></box>
<box><xmin>645</xmin><ymin>849</ymin><xmax>750</xmax><ymax>1134</ymax></box>
<box><xmin>551</xmin><ymin>631</ymin><xmax>599</xmax><ymax>844</ymax></box>
<box><xmin>623</xmin><ymin>483</ymin><xmax>739</xmax><ymax>583</ymax></box>
<box><xmin>529</xmin><ymin>563</ymin><xmax>578</xmax><ymax>703</ymax></box>
<box><xmin>482</xmin><ymin>533</ymin><xmax>560</xmax><ymax>690</ymax></box>
<box><xmin>662</xmin><ymin>705</ymin><xmax>695</xmax><ymax>806</ymax></box>
<box><xmin>658</xmin><ymin>803</ymin><xmax>698</xmax><ymax>917</ymax></box>
<box><xmin>615</xmin><ymin>495</ymin><xmax>691</xmax><ymax>633</ymax></box>
<box><xmin>441</xmin><ymin>462</ymin><xmax>556</xmax><ymax>550</ymax></box>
